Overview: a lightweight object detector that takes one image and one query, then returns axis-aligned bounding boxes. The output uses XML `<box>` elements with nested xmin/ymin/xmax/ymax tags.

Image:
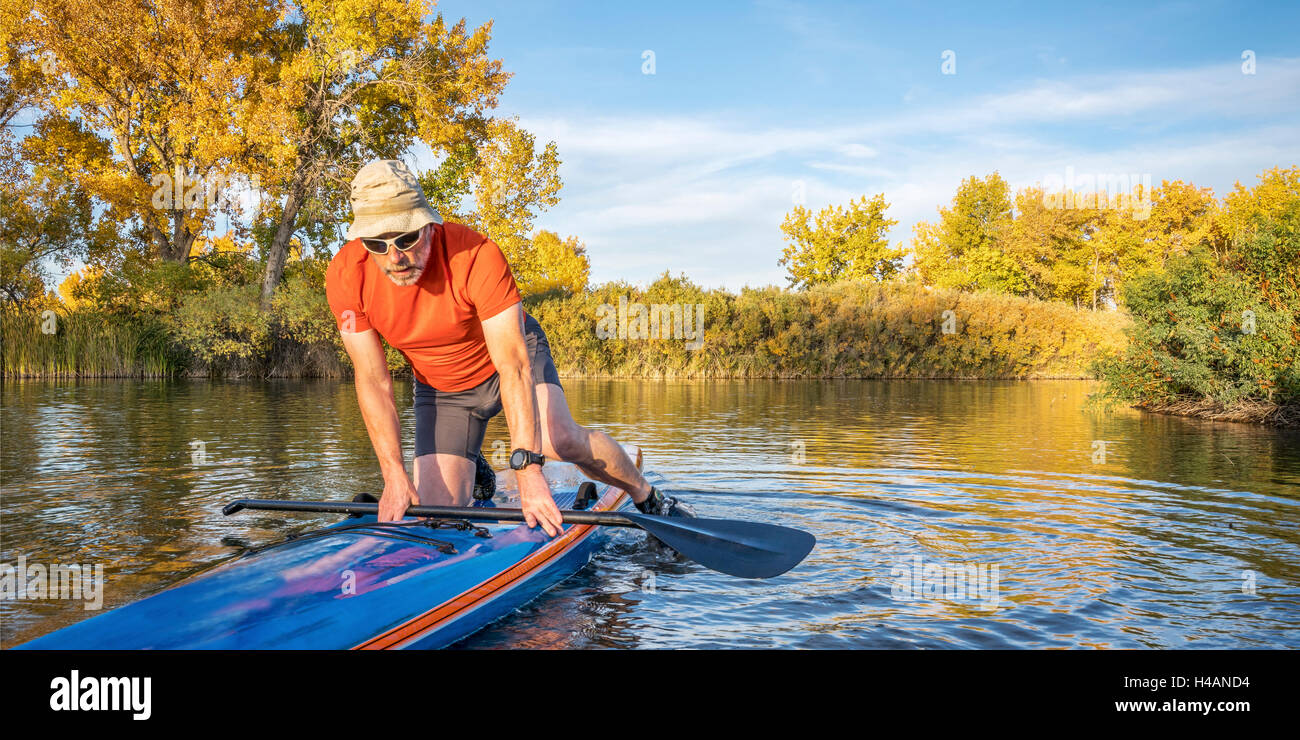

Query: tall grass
<box><xmin>4</xmin><ymin>277</ymin><xmax>1131</xmax><ymax>381</ymax></box>
<box><xmin>1</xmin><ymin>309</ymin><xmax>183</xmax><ymax>378</ymax></box>
<box><xmin>527</xmin><ymin>278</ymin><xmax>1130</xmax><ymax>380</ymax></box>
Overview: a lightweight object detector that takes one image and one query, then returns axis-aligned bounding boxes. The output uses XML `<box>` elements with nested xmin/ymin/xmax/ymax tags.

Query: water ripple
<box><xmin>4</xmin><ymin>378</ymin><xmax>1299</xmax><ymax>649</ymax></box>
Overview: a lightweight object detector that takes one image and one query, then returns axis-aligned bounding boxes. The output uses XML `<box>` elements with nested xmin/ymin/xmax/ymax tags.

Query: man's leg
<box><xmin>411</xmin><ymin>375</ymin><xmax>491</xmax><ymax>509</ymax></box>
<box><xmin>414</xmin><ymin>454</ymin><xmax>475</xmax><ymax>506</ymax></box>
<box><xmin>534</xmin><ymin>382</ymin><xmax>653</xmax><ymax>504</ymax></box>
<box><xmin>523</xmin><ymin>313</ymin><xmax>690</xmax><ymax>520</ymax></box>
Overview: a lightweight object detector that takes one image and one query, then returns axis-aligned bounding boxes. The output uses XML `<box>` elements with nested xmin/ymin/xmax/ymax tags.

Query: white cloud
<box><xmin>838</xmin><ymin>143</ymin><xmax>878</xmax><ymax>159</ymax></box>
<box><xmin>515</xmin><ymin>58</ymin><xmax>1300</xmax><ymax>288</ymax></box>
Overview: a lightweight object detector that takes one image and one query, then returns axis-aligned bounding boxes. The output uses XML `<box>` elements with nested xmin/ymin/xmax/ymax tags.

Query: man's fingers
<box><xmin>379</xmin><ymin>500</ymin><xmax>409</xmax><ymax>523</ymax></box>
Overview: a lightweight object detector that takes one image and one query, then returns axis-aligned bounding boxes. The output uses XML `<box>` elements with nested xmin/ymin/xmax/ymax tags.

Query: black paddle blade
<box><xmin>624</xmin><ymin>512</ymin><xmax>815</xmax><ymax>579</ymax></box>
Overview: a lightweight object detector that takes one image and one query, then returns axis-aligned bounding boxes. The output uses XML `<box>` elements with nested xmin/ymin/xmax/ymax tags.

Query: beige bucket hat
<box><xmin>345</xmin><ymin>159</ymin><xmax>442</xmax><ymax>240</ymax></box>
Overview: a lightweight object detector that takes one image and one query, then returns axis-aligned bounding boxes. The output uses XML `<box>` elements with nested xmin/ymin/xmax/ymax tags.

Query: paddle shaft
<box><xmin>223</xmin><ymin>498</ymin><xmax>640</xmax><ymax>527</ymax></box>
<box><xmin>224</xmin><ymin>497</ymin><xmax>817</xmax><ymax>578</ymax></box>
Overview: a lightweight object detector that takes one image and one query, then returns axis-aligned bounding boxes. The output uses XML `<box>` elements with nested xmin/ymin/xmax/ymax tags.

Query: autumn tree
<box><xmin>455</xmin><ymin>120</ymin><xmax>561</xmax><ymax>267</ymax></box>
<box><xmin>415</xmin><ymin>117</ymin><xmax>564</xmax><ymax>290</ymax></box>
<box><xmin>1</xmin><ymin>0</ymin><xmax>52</xmax><ymax>128</ymax></box>
<box><xmin>18</xmin><ymin>0</ymin><xmax>514</xmax><ymax>309</ymax></box>
<box><xmin>1219</xmin><ymin>167</ymin><xmax>1300</xmax><ymax>253</ymax></box>
<box><xmin>520</xmin><ymin>230</ymin><xmax>589</xmax><ymax>297</ymax></box>
<box><xmin>779</xmin><ymin>193</ymin><xmax>902</xmax><ymax>289</ymax></box>
<box><xmin>21</xmin><ymin>0</ymin><xmax>277</xmax><ymax>269</ymax></box>
<box><xmin>911</xmin><ymin>172</ymin><xmax>1021</xmax><ymax>293</ymax></box>
<box><xmin>0</xmin><ymin>131</ymin><xmax>121</xmax><ymax>305</ymax></box>
<box><xmin>241</xmin><ymin>1</ymin><xmax>512</xmax><ymax>307</ymax></box>
<box><xmin>1001</xmin><ymin>185</ymin><xmax>1103</xmax><ymax>307</ymax></box>
<box><xmin>1</xmin><ymin>4</ymin><xmax>118</xmax><ymax>305</ymax></box>
<box><xmin>1219</xmin><ymin>167</ymin><xmax>1300</xmax><ymax>313</ymax></box>
<box><xmin>1099</xmin><ymin>168</ymin><xmax>1300</xmax><ymax>420</ymax></box>
<box><xmin>420</xmin><ymin>140</ymin><xmax>477</xmax><ymax>224</ymax></box>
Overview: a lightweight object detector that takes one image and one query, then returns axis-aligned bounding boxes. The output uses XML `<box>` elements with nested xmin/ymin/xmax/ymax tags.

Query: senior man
<box><xmin>325</xmin><ymin>160</ymin><xmax>694</xmax><ymax>536</ymax></box>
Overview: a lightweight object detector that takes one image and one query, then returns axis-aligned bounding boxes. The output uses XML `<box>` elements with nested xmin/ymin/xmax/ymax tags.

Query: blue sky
<box><xmin>426</xmin><ymin>0</ymin><xmax>1300</xmax><ymax>288</ymax></box>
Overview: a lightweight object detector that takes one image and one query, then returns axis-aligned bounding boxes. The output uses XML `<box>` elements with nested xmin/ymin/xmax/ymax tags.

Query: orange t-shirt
<box><xmin>325</xmin><ymin>222</ymin><xmax>522</xmax><ymax>391</ymax></box>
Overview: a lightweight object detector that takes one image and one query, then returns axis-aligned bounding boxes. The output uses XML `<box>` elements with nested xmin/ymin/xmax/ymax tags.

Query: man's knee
<box><xmin>548</xmin><ymin>424</ymin><xmax>591</xmax><ymax>463</ymax></box>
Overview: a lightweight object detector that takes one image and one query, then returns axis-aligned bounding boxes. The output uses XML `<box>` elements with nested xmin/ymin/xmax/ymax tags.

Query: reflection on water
<box><xmin>2</xmin><ymin>378</ymin><xmax>1298</xmax><ymax>648</ymax></box>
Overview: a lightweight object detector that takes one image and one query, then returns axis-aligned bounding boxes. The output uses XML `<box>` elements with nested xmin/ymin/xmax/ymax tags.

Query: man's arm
<box><xmin>481</xmin><ymin>303</ymin><xmax>563</xmax><ymax>537</ymax></box>
<box><xmin>340</xmin><ymin>328</ymin><xmax>419</xmax><ymax>522</ymax></box>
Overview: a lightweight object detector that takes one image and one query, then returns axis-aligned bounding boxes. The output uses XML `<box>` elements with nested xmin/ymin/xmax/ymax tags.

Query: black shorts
<box><xmin>413</xmin><ymin>314</ymin><xmax>562</xmax><ymax>459</ymax></box>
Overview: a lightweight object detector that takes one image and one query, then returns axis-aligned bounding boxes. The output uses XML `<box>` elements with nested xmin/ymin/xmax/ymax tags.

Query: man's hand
<box><xmin>518</xmin><ymin>466</ymin><xmax>562</xmax><ymax>537</ymax></box>
<box><xmin>378</xmin><ymin>473</ymin><xmax>420</xmax><ymax>522</ymax></box>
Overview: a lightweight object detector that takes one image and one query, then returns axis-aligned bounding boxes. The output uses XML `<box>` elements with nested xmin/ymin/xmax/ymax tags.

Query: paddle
<box><xmin>222</xmin><ymin>498</ymin><xmax>815</xmax><ymax>579</ymax></box>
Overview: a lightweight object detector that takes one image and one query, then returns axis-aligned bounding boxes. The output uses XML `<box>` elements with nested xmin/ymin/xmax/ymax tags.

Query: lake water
<box><xmin>2</xmin><ymin>378</ymin><xmax>1297</xmax><ymax>648</ymax></box>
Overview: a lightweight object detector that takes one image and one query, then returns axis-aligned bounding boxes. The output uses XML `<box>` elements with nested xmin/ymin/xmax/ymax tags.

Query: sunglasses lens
<box><xmin>360</xmin><ymin>228</ymin><xmax>423</xmax><ymax>254</ymax></box>
<box><xmin>394</xmin><ymin>230</ymin><xmax>422</xmax><ymax>250</ymax></box>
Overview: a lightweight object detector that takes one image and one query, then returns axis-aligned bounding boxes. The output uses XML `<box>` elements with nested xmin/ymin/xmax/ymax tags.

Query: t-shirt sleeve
<box><xmin>466</xmin><ymin>236</ymin><xmax>522</xmax><ymax>321</ymax></box>
<box><xmin>325</xmin><ymin>242</ymin><xmax>374</xmax><ymax>333</ymax></box>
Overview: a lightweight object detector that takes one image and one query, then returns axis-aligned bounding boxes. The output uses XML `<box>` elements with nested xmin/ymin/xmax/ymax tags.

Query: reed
<box><xmin>0</xmin><ymin>308</ymin><xmax>183</xmax><ymax>378</ymax></box>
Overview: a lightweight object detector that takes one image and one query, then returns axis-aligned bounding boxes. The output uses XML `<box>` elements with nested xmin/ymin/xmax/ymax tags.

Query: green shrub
<box><xmin>169</xmin><ymin>284</ymin><xmax>272</xmax><ymax>373</ymax></box>
<box><xmin>1097</xmin><ymin>211</ymin><xmax>1300</xmax><ymax>423</ymax></box>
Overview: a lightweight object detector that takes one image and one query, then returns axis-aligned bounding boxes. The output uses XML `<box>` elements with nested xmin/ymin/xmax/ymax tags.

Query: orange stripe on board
<box><xmin>354</xmin><ymin>447</ymin><xmax>641</xmax><ymax>650</ymax></box>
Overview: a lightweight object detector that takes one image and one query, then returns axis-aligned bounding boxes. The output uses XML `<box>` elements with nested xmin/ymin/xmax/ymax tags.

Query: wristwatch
<box><xmin>509</xmin><ymin>448</ymin><xmax>546</xmax><ymax>471</ymax></box>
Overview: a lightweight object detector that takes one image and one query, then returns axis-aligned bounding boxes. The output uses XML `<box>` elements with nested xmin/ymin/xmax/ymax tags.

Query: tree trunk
<box><xmin>166</xmin><ymin>207</ymin><xmax>198</xmax><ymax>263</ymax></box>
<box><xmin>259</xmin><ymin>179</ymin><xmax>307</xmax><ymax>309</ymax></box>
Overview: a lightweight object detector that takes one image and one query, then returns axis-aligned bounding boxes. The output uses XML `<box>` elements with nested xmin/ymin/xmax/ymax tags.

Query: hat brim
<box><xmin>345</xmin><ymin>206</ymin><xmax>442</xmax><ymax>241</ymax></box>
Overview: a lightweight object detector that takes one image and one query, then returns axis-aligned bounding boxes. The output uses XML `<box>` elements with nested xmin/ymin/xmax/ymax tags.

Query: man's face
<box><xmin>369</xmin><ymin>225</ymin><xmax>432</xmax><ymax>286</ymax></box>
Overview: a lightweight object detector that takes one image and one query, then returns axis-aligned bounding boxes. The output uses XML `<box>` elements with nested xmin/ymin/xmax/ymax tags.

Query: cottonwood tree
<box><xmin>241</xmin><ymin>0</ymin><xmax>511</xmax><ymax>307</ymax></box>
<box><xmin>1002</xmin><ymin>185</ymin><xmax>1103</xmax><ymax>307</ymax></box>
<box><xmin>21</xmin><ymin>0</ymin><xmax>278</xmax><ymax>266</ymax></box>
<box><xmin>522</xmin><ymin>230</ymin><xmax>589</xmax><ymax>297</ymax></box>
<box><xmin>911</xmin><ymin>172</ymin><xmax>1021</xmax><ymax>294</ymax></box>
<box><xmin>0</xmin><ymin>3</ymin><xmax>118</xmax><ymax>305</ymax></box>
<box><xmin>18</xmin><ymin>0</ymin><xmax>515</xmax><ymax>309</ymax></box>
<box><xmin>779</xmin><ymin>194</ymin><xmax>902</xmax><ymax>289</ymax></box>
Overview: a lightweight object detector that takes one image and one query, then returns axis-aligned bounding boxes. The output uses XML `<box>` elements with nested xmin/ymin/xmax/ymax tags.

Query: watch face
<box><xmin>510</xmin><ymin>450</ymin><xmax>542</xmax><ymax>469</ymax></box>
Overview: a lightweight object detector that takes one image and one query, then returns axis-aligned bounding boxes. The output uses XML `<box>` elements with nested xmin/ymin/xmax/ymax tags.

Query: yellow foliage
<box><xmin>517</xmin><ymin>230</ymin><xmax>589</xmax><ymax>297</ymax></box>
<box><xmin>24</xmin><ymin>0</ymin><xmax>281</xmax><ymax>261</ymax></box>
<box><xmin>467</xmin><ymin>118</ymin><xmax>562</xmax><ymax>271</ymax></box>
<box><xmin>189</xmin><ymin>234</ymin><xmax>255</xmax><ymax>258</ymax></box>
<box><xmin>779</xmin><ymin>194</ymin><xmax>902</xmax><ymax>288</ymax></box>
<box><xmin>1220</xmin><ymin>166</ymin><xmax>1300</xmax><ymax>245</ymax></box>
<box><xmin>57</xmin><ymin>268</ymin><xmax>96</xmax><ymax>309</ymax></box>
